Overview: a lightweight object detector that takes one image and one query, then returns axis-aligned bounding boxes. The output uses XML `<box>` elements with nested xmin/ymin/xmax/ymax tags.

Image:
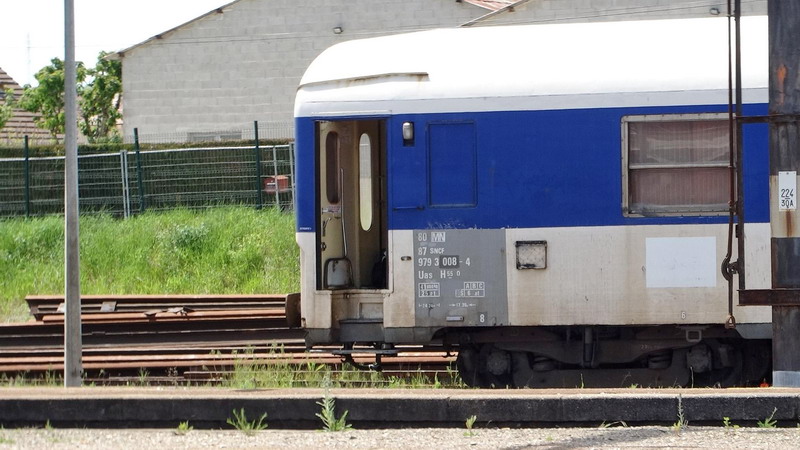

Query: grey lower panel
<box><xmin>339</xmin><ymin>321</ymin><xmax>384</xmax><ymax>343</ymax></box>
<box><xmin>384</xmin><ymin>327</ymin><xmax>442</xmax><ymax>344</ymax></box>
<box><xmin>413</xmin><ymin>229</ymin><xmax>508</xmax><ymax>328</ymax></box>
<box><xmin>734</xmin><ymin>323</ymin><xmax>772</xmax><ymax>339</ymax></box>
<box><xmin>773</xmin><ymin>371</ymin><xmax>800</xmax><ymax>387</ymax></box>
<box><xmin>305</xmin><ymin>328</ymin><xmax>335</xmax><ymax>346</ymax></box>
<box><xmin>308</xmin><ymin>323</ymin><xmax>387</xmax><ymax>344</ymax></box>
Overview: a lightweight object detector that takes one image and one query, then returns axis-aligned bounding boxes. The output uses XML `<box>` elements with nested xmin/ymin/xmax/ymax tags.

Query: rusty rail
<box><xmin>1</xmin><ymin>294</ymin><xmax>453</xmax><ymax>378</ymax></box>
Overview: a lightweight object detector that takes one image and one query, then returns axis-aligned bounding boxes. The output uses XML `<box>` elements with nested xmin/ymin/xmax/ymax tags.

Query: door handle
<box><xmin>321</xmin><ymin>215</ymin><xmax>340</xmax><ymax>237</ymax></box>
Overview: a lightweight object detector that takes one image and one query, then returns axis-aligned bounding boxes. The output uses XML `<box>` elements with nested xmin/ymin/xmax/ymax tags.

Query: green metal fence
<box><xmin>0</xmin><ymin>143</ymin><xmax>295</xmax><ymax>218</ymax></box>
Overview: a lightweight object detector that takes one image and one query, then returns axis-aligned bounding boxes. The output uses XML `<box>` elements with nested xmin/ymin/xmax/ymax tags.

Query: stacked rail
<box><xmin>0</xmin><ymin>294</ymin><xmax>453</xmax><ymax>379</ymax></box>
<box><xmin>24</xmin><ymin>294</ymin><xmax>290</xmax><ymax>320</ymax></box>
<box><xmin>1</xmin><ymin>294</ymin><xmax>303</xmax><ymax>374</ymax></box>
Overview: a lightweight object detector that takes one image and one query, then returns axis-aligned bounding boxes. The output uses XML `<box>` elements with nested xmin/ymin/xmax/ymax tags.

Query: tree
<box><xmin>0</xmin><ymin>88</ymin><xmax>15</xmax><ymax>131</ymax></box>
<box><xmin>79</xmin><ymin>51</ymin><xmax>122</xmax><ymax>143</ymax></box>
<box><xmin>17</xmin><ymin>57</ymin><xmax>86</xmax><ymax>138</ymax></box>
<box><xmin>17</xmin><ymin>52</ymin><xmax>122</xmax><ymax>143</ymax></box>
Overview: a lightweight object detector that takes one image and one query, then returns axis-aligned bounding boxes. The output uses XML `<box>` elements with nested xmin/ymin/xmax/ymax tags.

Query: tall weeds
<box><xmin>0</xmin><ymin>207</ymin><xmax>298</xmax><ymax>322</ymax></box>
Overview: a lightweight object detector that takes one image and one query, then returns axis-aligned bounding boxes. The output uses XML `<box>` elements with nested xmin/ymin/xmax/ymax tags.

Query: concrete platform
<box><xmin>1</xmin><ymin>387</ymin><xmax>799</xmax><ymax>428</ymax></box>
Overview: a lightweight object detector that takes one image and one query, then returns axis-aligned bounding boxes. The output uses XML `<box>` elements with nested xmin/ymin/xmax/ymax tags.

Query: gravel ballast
<box><xmin>2</xmin><ymin>426</ymin><xmax>800</xmax><ymax>449</ymax></box>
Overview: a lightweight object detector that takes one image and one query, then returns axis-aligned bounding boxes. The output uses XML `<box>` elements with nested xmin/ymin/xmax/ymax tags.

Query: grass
<box><xmin>316</xmin><ymin>393</ymin><xmax>352</xmax><ymax>432</ymax></box>
<box><xmin>227</xmin><ymin>408</ymin><xmax>268</xmax><ymax>435</ymax></box>
<box><xmin>672</xmin><ymin>395</ymin><xmax>688</xmax><ymax>432</ymax></box>
<box><xmin>223</xmin><ymin>347</ymin><xmax>465</xmax><ymax>389</ymax></box>
<box><xmin>137</xmin><ymin>368</ymin><xmax>150</xmax><ymax>386</ymax></box>
<box><xmin>0</xmin><ymin>347</ymin><xmax>464</xmax><ymax>388</ymax></box>
<box><xmin>723</xmin><ymin>416</ymin><xmax>739</xmax><ymax>429</ymax></box>
<box><xmin>174</xmin><ymin>421</ymin><xmax>193</xmax><ymax>435</ymax></box>
<box><xmin>757</xmin><ymin>407</ymin><xmax>778</xmax><ymax>428</ymax></box>
<box><xmin>314</xmin><ymin>373</ymin><xmax>352</xmax><ymax>432</ymax></box>
<box><xmin>464</xmin><ymin>415</ymin><xmax>478</xmax><ymax>437</ymax></box>
<box><xmin>599</xmin><ymin>421</ymin><xmax>628</xmax><ymax>428</ymax></box>
<box><xmin>0</xmin><ymin>426</ymin><xmax>12</xmax><ymax>444</ymax></box>
<box><xmin>0</xmin><ymin>207</ymin><xmax>298</xmax><ymax>322</ymax></box>
<box><xmin>0</xmin><ymin>371</ymin><xmax>63</xmax><ymax>387</ymax></box>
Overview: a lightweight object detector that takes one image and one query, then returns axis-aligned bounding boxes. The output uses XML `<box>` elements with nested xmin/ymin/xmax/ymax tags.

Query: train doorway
<box><xmin>316</xmin><ymin>119</ymin><xmax>387</xmax><ymax>290</ymax></box>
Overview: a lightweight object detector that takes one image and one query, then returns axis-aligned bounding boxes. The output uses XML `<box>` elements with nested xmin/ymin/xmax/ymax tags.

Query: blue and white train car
<box><xmin>293</xmin><ymin>16</ymin><xmax>772</xmax><ymax>387</ymax></box>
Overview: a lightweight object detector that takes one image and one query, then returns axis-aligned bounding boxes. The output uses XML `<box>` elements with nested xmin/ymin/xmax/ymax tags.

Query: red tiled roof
<box><xmin>0</xmin><ymin>66</ymin><xmax>56</xmax><ymax>144</ymax></box>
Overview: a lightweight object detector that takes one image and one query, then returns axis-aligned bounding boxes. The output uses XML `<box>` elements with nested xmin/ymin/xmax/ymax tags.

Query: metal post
<box><xmin>289</xmin><ymin>142</ymin><xmax>296</xmax><ymax>210</ymax></box>
<box><xmin>134</xmin><ymin>128</ymin><xmax>146</xmax><ymax>213</ymax></box>
<box><xmin>23</xmin><ymin>135</ymin><xmax>30</xmax><ymax>217</ymax></box>
<box><xmin>63</xmin><ymin>0</ymin><xmax>82</xmax><ymax>387</ymax></box>
<box><xmin>734</xmin><ymin>0</ymin><xmax>746</xmax><ymax>291</ymax></box>
<box><xmin>272</xmin><ymin>143</ymin><xmax>280</xmax><ymax>208</ymax></box>
<box><xmin>768</xmin><ymin>0</ymin><xmax>800</xmax><ymax>387</ymax></box>
<box><xmin>120</xmin><ymin>150</ymin><xmax>130</xmax><ymax>219</ymax></box>
<box><xmin>254</xmin><ymin>121</ymin><xmax>263</xmax><ymax>210</ymax></box>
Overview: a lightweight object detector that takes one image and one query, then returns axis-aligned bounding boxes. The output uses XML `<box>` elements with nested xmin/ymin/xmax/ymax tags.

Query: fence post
<box><xmin>254</xmin><ymin>121</ymin><xmax>263</xmax><ymax>210</ymax></box>
<box><xmin>134</xmin><ymin>128</ymin><xmax>146</xmax><ymax>212</ymax></box>
<box><xmin>23</xmin><ymin>135</ymin><xmax>31</xmax><ymax>217</ymax></box>
<box><xmin>120</xmin><ymin>150</ymin><xmax>131</xmax><ymax>218</ymax></box>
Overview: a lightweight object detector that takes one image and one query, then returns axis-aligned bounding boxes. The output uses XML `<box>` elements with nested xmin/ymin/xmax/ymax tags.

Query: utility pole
<box><xmin>735</xmin><ymin>1</ymin><xmax>800</xmax><ymax>387</ymax></box>
<box><xmin>767</xmin><ymin>0</ymin><xmax>800</xmax><ymax>387</ymax></box>
<box><xmin>63</xmin><ymin>0</ymin><xmax>82</xmax><ymax>387</ymax></box>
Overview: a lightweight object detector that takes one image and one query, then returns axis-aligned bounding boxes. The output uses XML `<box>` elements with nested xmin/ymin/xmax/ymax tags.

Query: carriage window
<box><xmin>623</xmin><ymin>114</ymin><xmax>731</xmax><ymax>216</ymax></box>
<box><xmin>325</xmin><ymin>131</ymin><xmax>340</xmax><ymax>204</ymax></box>
<box><xmin>359</xmin><ymin>133</ymin><xmax>373</xmax><ymax>231</ymax></box>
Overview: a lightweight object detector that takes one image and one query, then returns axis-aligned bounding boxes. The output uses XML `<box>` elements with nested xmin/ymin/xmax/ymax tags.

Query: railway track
<box><xmin>0</xmin><ymin>294</ymin><xmax>454</xmax><ymax>382</ymax></box>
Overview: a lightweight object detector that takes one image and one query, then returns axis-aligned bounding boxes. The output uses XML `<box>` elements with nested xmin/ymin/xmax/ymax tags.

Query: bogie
<box><xmin>452</xmin><ymin>327</ymin><xmax>769</xmax><ymax>388</ymax></box>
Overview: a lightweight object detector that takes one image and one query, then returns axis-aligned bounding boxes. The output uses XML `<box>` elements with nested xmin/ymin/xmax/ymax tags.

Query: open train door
<box><xmin>316</xmin><ymin>120</ymin><xmax>387</xmax><ymax>291</ymax></box>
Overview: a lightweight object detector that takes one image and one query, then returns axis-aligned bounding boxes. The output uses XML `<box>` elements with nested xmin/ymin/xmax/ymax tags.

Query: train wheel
<box><xmin>482</xmin><ymin>345</ymin><xmax>513</xmax><ymax>388</ymax></box>
<box><xmin>456</xmin><ymin>344</ymin><xmax>513</xmax><ymax>388</ymax></box>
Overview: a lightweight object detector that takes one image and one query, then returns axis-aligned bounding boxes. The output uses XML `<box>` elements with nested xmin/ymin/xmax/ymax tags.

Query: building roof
<box><xmin>110</xmin><ymin>0</ymin><xmax>239</xmax><ymax>59</ymax></box>
<box><xmin>0</xmin><ymin>67</ymin><xmax>55</xmax><ymax>144</ymax></box>
<box><xmin>109</xmin><ymin>0</ymin><xmax>515</xmax><ymax>60</ymax></box>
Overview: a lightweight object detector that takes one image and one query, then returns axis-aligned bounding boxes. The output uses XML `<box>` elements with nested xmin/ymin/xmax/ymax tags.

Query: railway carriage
<box><xmin>293</xmin><ymin>16</ymin><xmax>773</xmax><ymax>387</ymax></box>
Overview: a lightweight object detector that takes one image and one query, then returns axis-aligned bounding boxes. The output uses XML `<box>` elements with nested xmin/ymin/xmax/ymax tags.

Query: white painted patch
<box><xmin>778</xmin><ymin>171</ymin><xmax>797</xmax><ymax>211</ymax></box>
<box><xmin>645</xmin><ymin>237</ymin><xmax>717</xmax><ymax>288</ymax></box>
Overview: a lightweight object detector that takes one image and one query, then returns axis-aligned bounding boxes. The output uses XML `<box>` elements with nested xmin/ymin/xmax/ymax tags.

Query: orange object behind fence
<box><xmin>263</xmin><ymin>175</ymin><xmax>290</xmax><ymax>194</ymax></box>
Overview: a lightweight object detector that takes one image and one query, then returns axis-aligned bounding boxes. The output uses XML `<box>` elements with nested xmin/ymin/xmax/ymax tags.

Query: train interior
<box><xmin>316</xmin><ymin>119</ymin><xmax>388</xmax><ymax>293</ymax></box>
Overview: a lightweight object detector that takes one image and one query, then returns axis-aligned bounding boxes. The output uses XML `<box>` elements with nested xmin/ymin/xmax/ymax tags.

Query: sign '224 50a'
<box><xmin>779</xmin><ymin>171</ymin><xmax>797</xmax><ymax>211</ymax></box>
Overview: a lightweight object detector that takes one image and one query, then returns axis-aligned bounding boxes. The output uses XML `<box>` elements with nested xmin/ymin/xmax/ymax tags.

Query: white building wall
<box><xmin>119</xmin><ymin>0</ymin><xmax>766</xmax><ymax>140</ymax></box>
<box><xmin>120</xmin><ymin>0</ymin><xmax>481</xmax><ymax>139</ymax></box>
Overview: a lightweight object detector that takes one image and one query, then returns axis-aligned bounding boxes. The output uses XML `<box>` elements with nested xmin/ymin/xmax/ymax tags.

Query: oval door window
<box><xmin>325</xmin><ymin>132</ymin><xmax>340</xmax><ymax>204</ymax></box>
<box><xmin>359</xmin><ymin>133</ymin><xmax>373</xmax><ymax>231</ymax></box>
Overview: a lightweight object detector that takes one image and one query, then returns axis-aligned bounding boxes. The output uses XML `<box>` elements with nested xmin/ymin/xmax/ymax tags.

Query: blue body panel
<box><xmin>295</xmin><ymin>103</ymin><xmax>769</xmax><ymax>232</ymax></box>
<box><xmin>294</xmin><ymin>119</ymin><xmax>316</xmax><ymax>232</ymax></box>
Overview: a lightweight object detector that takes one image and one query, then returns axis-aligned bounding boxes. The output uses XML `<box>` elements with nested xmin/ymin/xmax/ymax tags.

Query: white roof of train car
<box><xmin>295</xmin><ymin>16</ymin><xmax>767</xmax><ymax>117</ymax></box>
